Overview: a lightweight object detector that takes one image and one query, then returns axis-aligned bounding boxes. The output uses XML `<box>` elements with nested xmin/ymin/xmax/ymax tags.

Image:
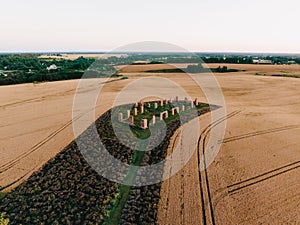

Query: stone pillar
<box><xmin>190</xmin><ymin>101</ymin><xmax>194</xmax><ymax>108</ymax></box>
<box><xmin>195</xmin><ymin>98</ymin><xmax>199</xmax><ymax>106</ymax></box>
<box><xmin>160</xmin><ymin>100</ymin><xmax>163</xmax><ymax>107</ymax></box>
<box><xmin>182</xmin><ymin>105</ymin><xmax>185</xmax><ymax>111</ymax></box>
<box><xmin>118</xmin><ymin>113</ymin><xmax>123</xmax><ymax>122</ymax></box>
<box><xmin>148</xmin><ymin>103</ymin><xmax>151</xmax><ymax>108</ymax></box>
<box><xmin>171</xmin><ymin>108</ymin><xmax>175</xmax><ymax>116</ymax></box>
<box><xmin>134</xmin><ymin>102</ymin><xmax>138</xmax><ymax>108</ymax></box>
<box><xmin>154</xmin><ymin>102</ymin><xmax>158</xmax><ymax>109</ymax></box>
<box><xmin>152</xmin><ymin>115</ymin><xmax>156</xmax><ymax>125</ymax></box>
<box><xmin>160</xmin><ymin>111</ymin><xmax>168</xmax><ymax>120</ymax></box>
<box><xmin>134</xmin><ymin>108</ymin><xmax>138</xmax><ymax>116</ymax></box>
<box><xmin>140</xmin><ymin>105</ymin><xmax>144</xmax><ymax>114</ymax></box>
<box><xmin>127</xmin><ymin>110</ymin><xmax>131</xmax><ymax>119</ymax></box>
<box><xmin>140</xmin><ymin>119</ymin><xmax>148</xmax><ymax>129</ymax></box>
<box><xmin>129</xmin><ymin>116</ymin><xmax>134</xmax><ymax>125</ymax></box>
<box><xmin>176</xmin><ymin>107</ymin><xmax>180</xmax><ymax>114</ymax></box>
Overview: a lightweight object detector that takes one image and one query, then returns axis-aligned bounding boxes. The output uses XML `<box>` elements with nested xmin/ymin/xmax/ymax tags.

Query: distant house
<box><xmin>132</xmin><ymin>60</ymin><xmax>151</xmax><ymax>65</ymax></box>
<box><xmin>47</xmin><ymin>64</ymin><xmax>58</xmax><ymax>71</ymax></box>
<box><xmin>252</xmin><ymin>59</ymin><xmax>273</xmax><ymax>64</ymax></box>
<box><xmin>287</xmin><ymin>60</ymin><xmax>296</xmax><ymax>64</ymax></box>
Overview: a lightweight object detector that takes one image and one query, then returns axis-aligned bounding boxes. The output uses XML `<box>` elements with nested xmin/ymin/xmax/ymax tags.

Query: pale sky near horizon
<box><xmin>1</xmin><ymin>0</ymin><xmax>300</xmax><ymax>53</ymax></box>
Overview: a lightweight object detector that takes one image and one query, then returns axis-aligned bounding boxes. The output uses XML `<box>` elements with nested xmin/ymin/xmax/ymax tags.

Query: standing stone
<box><xmin>182</xmin><ymin>105</ymin><xmax>185</xmax><ymax>111</ymax></box>
<box><xmin>165</xmin><ymin>111</ymin><xmax>169</xmax><ymax>118</ymax></box>
<box><xmin>134</xmin><ymin>108</ymin><xmax>138</xmax><ymax>116</ymax></box>
<box><xmin>127</xmin><ymin>110</ymin><xmax>131</xmax><ymax>118</ymax></box>
<box><xmin>190</xmin><ymin>101</ymin><xmax>194</xmax><ymax>108</ymax></box>
<box><xmin>195</xmin><ymin>98</ymin><xmax>199</xmax><ymax>106</ymax></box>
<box><xmin>118</xmin><ymin>113</ymin><xmax>123</xmax><ymax>122</ymax></box>
<box><xmin>154</xmin><ymin>103</ymin><xmax>158</xmax><ymax>109</ymax></box>
<box><xmin>152</xmin><ymin>115</ymin><xmax>156</xmax><ymax>125</ymax></box>
<box><xmin>140</xmin><ymin>119</ymin><xmax>148</xmax><ymax>129</ymax></box>
<box><xmin>160</xmin><ymin>111</ymin><xmax>168</xmax><ymax>120</ymax></box>
<box><xmin>171</xmin><ymin>108</ymin><xmax>175</xmax><ymax>116</ymax></box>
<box><xmin>129</xmin><ymin>116</ymin><xmax>134</xmax><ymax>125</ymax></box>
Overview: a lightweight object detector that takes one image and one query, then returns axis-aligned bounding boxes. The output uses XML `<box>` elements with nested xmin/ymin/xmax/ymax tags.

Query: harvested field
<box><xmin>157</xmin><ymin>70</ymin><xmax>300</xmax><ymax>224</ymax></box>
<box><xmin>1</xmin><ymin>63</ymin><xmax>300</xmax><ymax>224</ymax></box>
<box><xmin>0</xmin><ymin>101</ymin><xmax>212</xmax><ymax>224</ymax></box>
<box><xmin>0</xmin><ymin>78</ymin><xmax>131</xmax><ymax>191</ymax></box>
<box><xmin>205</xmin><ymin>63</ymin><xmax>300</xmax><ymax>77</ymax></box>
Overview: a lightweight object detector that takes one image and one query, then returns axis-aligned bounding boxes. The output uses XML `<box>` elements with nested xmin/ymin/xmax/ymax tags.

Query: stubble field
<box><xmin>0</xmin><ymin>63</ymin><xmax>299</xmax><ymax>224</ymax></box>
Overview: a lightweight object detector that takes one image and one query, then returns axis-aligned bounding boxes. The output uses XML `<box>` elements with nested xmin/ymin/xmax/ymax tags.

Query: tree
<box><xmin>186</xmin><ymin>63</ymin><xmax>203</xmax><ymax>73</ymax></box>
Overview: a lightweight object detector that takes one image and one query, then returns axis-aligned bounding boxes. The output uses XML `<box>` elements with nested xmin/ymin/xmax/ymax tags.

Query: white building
<box><xmin>252</xmin><ymin>59</ymin><xmax>273</xmax><ymax>64</ymax></box>
<box><xmin>47</xmin><ymin>64</ymin><xmax>58</xmax><ymax>71</ymax></box>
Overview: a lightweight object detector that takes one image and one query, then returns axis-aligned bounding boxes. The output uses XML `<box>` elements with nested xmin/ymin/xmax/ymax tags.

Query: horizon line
<box><xmin>1</xmin><ymin>51</ymin><xmax>300</xmax><ymax>56</ymax></box>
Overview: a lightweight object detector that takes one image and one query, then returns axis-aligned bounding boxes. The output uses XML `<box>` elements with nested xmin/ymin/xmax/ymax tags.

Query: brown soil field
<box><xmin>1</xmin><ymin>63</ymin><xmax>300</xmax><ymax>224</ymax></box>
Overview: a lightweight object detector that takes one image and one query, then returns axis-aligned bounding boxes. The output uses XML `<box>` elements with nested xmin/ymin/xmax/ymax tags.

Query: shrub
<box><xmin>0</xmin><ymin>213</ymin><xmax>9</xmax><ymax>225</ymax></box>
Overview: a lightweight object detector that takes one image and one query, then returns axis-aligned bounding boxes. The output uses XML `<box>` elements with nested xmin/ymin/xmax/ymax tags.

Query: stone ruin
<box><xmin>171</xmin><ymin>107</ymin><xmax>180</xmax><ymax>116</ymax></box>
<box><xmin>128</xmin><ymin>116</ymin><xmax>134</xmax><ymax>125</ymax></box>
<box><xmin>127</xmin><ymin>110</ymin><xmax>131</xmax><ymax>119</ymax></box>
<box><xmin>118</xmin><ymin>113</ymin><xmax>123</xmax><ymax>122</ymax></box>
<box><xmin>118</xmin><ymin>97</ymin><xmax>200</xmax><ymax>128</ymax></box>
<box><xmin>195</xmin><ymin>98</ymin><xmax>199</xmax><ymax>106</ymax></box>
<box><xmin>160</xmin><ymin>111</ymin><xmax>169</xmax><ymax>120</ymax></box>
<box><xmin>140</xmin><ymin>119</ymin><xmax>148</xmax><ymax>129</ymax></box>
<box><xmin>152</xmin><ymin>115</ymin><xmax>156</xmax><ymax>125</ymax></box>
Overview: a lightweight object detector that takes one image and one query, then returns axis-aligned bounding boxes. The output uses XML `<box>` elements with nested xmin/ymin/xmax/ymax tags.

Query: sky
<box><xmin>0</xmin><ymin>0</ymin><xmax>300</xmax><ymax>53</ymax></box>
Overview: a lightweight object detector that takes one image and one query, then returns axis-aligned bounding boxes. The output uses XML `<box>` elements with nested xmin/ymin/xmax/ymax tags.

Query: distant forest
<box><xmin>0</xmin><ymin>53</ymin><xmax>299</xmax><ymax>85</ymax></box>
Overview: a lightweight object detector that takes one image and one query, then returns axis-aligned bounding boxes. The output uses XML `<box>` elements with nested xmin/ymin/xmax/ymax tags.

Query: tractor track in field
<box><xmin>221</xmin><ymin>125</ymin><xmax>300</xmax><ymax>144</ymax></box>
<box><xmin>0</xmin><ymin>102</ymin><xmax>112</xmax><ymax>191</ymax></box>
<box><xmin>227</xmin><ymin>159</ymin><xmax>300</xmax><ymax>195</ymax></box>
<box><xmin>197</xmin><ymin>110</ymin><xmax>241</xmax><ymax>225</ymax></box>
